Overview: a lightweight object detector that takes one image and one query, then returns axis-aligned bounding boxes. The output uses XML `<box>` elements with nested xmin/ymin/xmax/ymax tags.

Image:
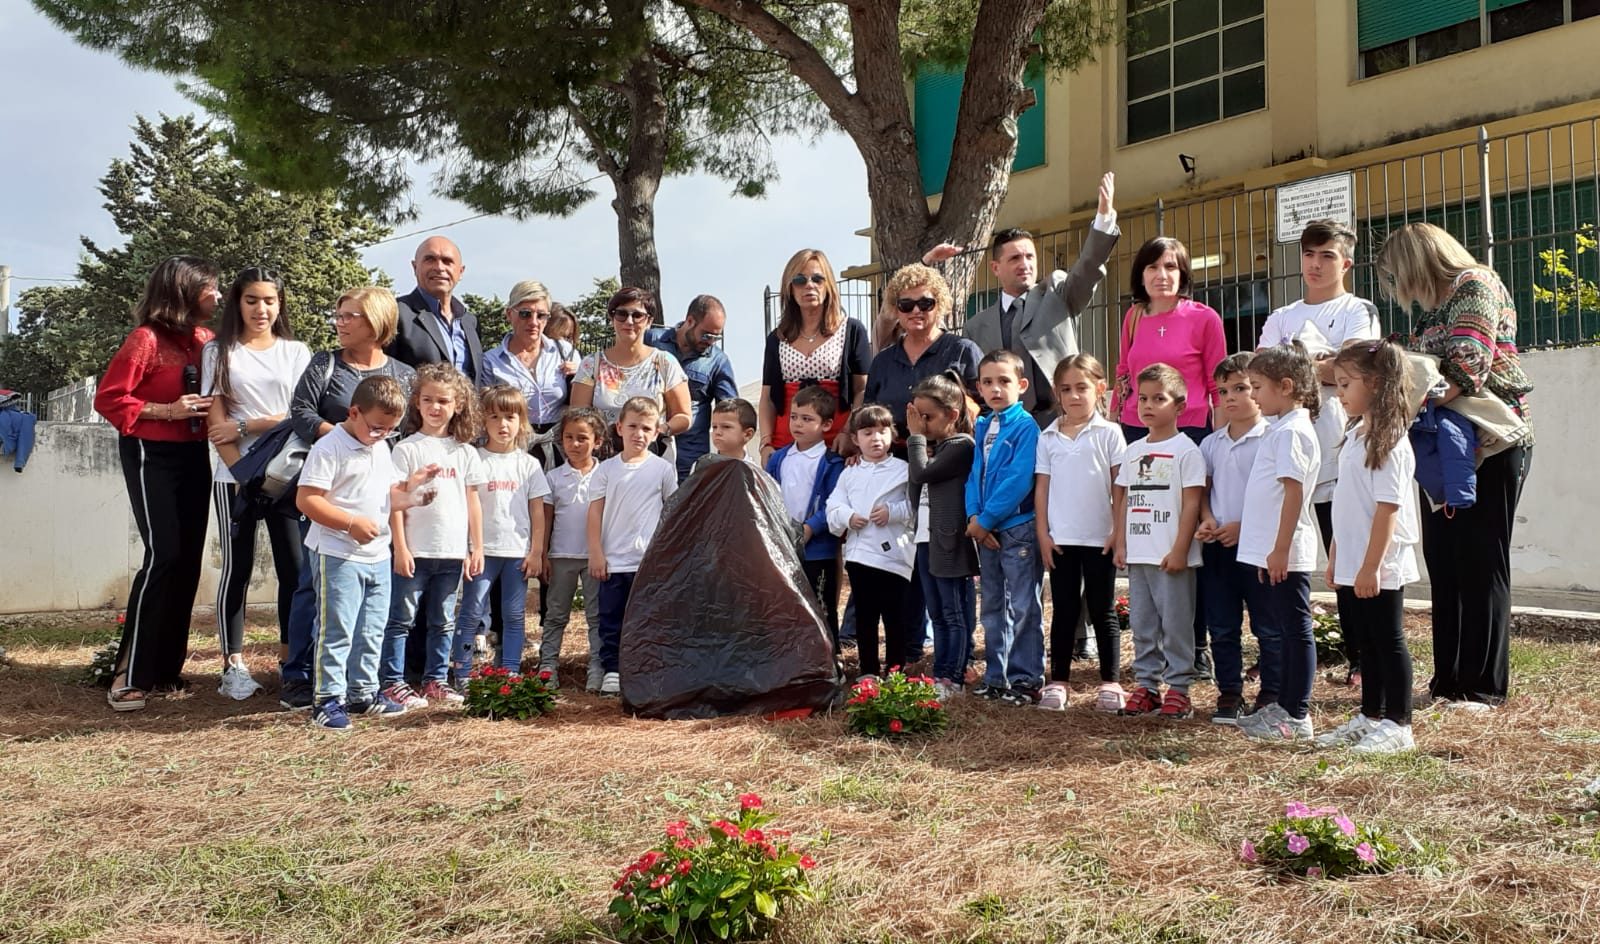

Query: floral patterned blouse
<box><xmin>1410</xmin><ymin>268</ymin><xmax>1534</xmax><ymax>434</ymax></box>
<box><xmin>574</xmin><ymin>347</ymin><xmax>688</xmax><ymax>427</ymax></box>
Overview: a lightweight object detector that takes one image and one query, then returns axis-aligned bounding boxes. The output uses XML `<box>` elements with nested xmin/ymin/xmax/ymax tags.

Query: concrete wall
<box><xmin>1508</xmin><ymin>344</ymin><xmax>1595</xmax><ymax>594</ymax></box>
<box><xmin>0</xmin><ymin>423</ymin><xmax>276</xmax><ymax>614</ymax></box>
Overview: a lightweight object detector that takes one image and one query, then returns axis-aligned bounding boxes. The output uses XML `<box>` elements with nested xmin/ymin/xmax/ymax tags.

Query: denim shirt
<box><xmin>646</xmin><ymin>325</ymin><xmax>739</xmax><ymax>477</ymax></box>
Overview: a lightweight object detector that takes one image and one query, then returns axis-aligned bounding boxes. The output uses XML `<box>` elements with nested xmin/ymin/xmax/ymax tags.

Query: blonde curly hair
<box><xmin>874</xmin><ymin>263</ymin><xmax>953</xmax><ymax>351</ymax></box>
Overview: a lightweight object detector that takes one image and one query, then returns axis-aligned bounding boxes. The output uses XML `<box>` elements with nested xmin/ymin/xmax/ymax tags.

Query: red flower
<box><xmin>499</xmin><ymin>684</ymin><xmax>512</xmax><ymax>695</ymax></box>
<box><xmin>665</xmin><ymin>820</ymin><xmax>689</xmax><ymax>838</ymax></box>
<box><xmin>674</xmin><ymin>837</ymin><xmax>697</xmax><ymax>850</ymax></box>
<box><xmin>767</xmin><ymin>828</ymin><xmax>792</xmax><ymax>839</ymax></box>
<box><xmin>538</xmin><ymin>669</ymin><xmax>552</xmax><ymax>681</ymax></box>
<box><xmin>799</xmin><ymin>855</ymin><xmax>817</xmax><ymax>870</ymax></box>
<box><xmin>649</xmin><ymin>873</ymin><xmax>671</xmax><ymax>889</ymax></box>
<box><xmin>639</xmin><ymin>851</ymin><xmax>663</xmax><ymax>870</ymax></box>
<box><xmin>612</xmin><ymin>876</ymin><xmax>628</xmax><ymax>890</ymax></box>
<box><xmin>739</xmin><ymin>792</ymin><xmax>763</xmax><ymax>810</ymax></box>
<box><xmin>889</xmin><ymin>719</ymin><xmax>905</xmax><ymax>732</ymax></box>
<box><xmin>508</xmin><ymin>675</ymin><xmax>522</xmax><ymax>685</ymax></box>
<box><xmin>760</xmin><ymin>841</ymin><xmax>778</xmax><ymax>859</ymax></box>
<box><xmin>742</xmin><ymin>828</ymin><xmax>765</xmax><ymax>844</ymax></box>
<box><xmin>676</xmin><ymin>858</ymin><xmax>693</xmax><ymax>875</ymax></box>
<box><xmin>711</xmin><ymin>819</ymin><xmax>740</xmax><ymax>838</ymax></box>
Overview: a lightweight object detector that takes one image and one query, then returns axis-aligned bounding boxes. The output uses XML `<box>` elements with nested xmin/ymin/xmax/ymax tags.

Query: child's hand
<box><xmin>1160</xmin><ymin>549</ymin><xmax>1187</xmax><ymax>574</ymax></box>
<box><xmin>1102</xmin><ymin>532</ymin><xmax>1116</xmax><ymax>555</ymax></box>
<box><xmin>348</xmin><ymin>516</ymin><xmax>382</xmax><ymax>545</ymax></box>
<box><xmin>590</xmin><ymin>553</ymin><xmax>609</xmax><ymax>581</ymax></box>
<box><xmin>1355</xmin><ymin>565</ymin><xmax>1380</xmax><ymax>599</ymax></box>
<box><xmin>869</xmin><ymin>504</ymin><xmax>890</xmax><ymax>527</ymax></box>
<box><xmin>905</xmin><ymin>403</ymin><xmax>925</xmax><ymax>436</ymax></box>
<box><xmin>1215</xmin><ymin>521</ymin><xmax>1241</xmax><ymax>547</ymax></box>
<box><xmin>1266</xmin><ymin>548</ymin><xmax>1289</xmax><ymax>585</ymax></box>
<box><xmin>521</xmin><ymin>549</ymin><xmax>543</xmax><ymax>580</ymax></box>
<box><xmin>1112</xmin><ymin>541</ymin><xmax>1126</xmax><ymax>570</ymax></box>
<box><xmin>393</xmin><ymin>546</ymin><xmax>415</xmax><ymax>578</ymax></box>
<box><xmin>1324</xmin><ymin>562</ymin><xmax>1337</xmax><ymax>590</ymax></box>
<box><xmin>848</xmin><ymin>513</ymin><xmax>869</xmax><ymax>531</ymax></box>
<box><xmin>965</xmin><ymin>517</ymin><xmax>997</xmax><ymax>550</ymax></box>
<box><xmin>465</xmin><ymin>549</ymin><xmax>484</xmax><ymax>580</ymax></box>
<box><xmin>1196</xmin><ymin>514</ymin><xmax>1218</xmax><ymax>543</ymax></box>
<box><xmin>801</xmin><ymin>524</ymin><xmax>813</xmax><ymax>544</ymax></box>
<box><xmin>1038</xmin><ymin>530</ymin><xmax>1054</xmax><ymax>572</ymax></box>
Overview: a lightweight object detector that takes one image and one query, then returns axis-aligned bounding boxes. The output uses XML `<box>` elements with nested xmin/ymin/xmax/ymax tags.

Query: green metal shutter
<box><xmin>1485</xmin><ymin>0</ymin><xmax>1530</xmax><ymax>10</ymax></box>
<box><xmin>914</xmin><ymin>62</ymin><xmax>1047</xmax><ymax>197</ymax></box>
<box><xmin>1357</xmin><ymin>0</ymin><xmax>1479</xmax><ymax>51</ymax></box>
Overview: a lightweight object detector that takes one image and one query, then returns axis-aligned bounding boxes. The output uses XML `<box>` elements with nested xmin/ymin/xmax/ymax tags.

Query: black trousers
<box><xmin>802</xmin><ymin>558</ymin><xmax>840</xmax><ymax>653</ymax></box>
<box><xmin>846</xmin><ymin>562</ymin><xmax>912</xmax><ymax>677</ymax></box>
<box><xmin>1421</xmin><ymin>445</ymin><xmax>1530</xmax><ymax>704</ymax></box>
<box><xmin>1336</xmin><ymin>587</ymin><xmax>1411</xmax><ymax>724</ymax></box>
<box><xmin>1314</xmin><ymin>500</ymin><xmax>1359</xmax><ymax>671</ymax></box>
<box><xmin>211</xmin><ymin>483</ymin><xmax>303</xmax><ymax>656</ymax></box>
<box><xmin>1047</xmin><ymin>545</ymin><xmax>1121</xmax><ymax>683</ymax></box>
<box><xmin>116</xmin><ymin>437</ymin><xmax>211</xmax><ymax>692</ymax></box>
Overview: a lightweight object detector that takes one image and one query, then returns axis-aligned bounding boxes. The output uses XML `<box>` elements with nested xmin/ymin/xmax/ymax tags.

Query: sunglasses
<box><xmin>895</xmin><ymin>296</ymin><xmax>937</xmax><ymax>313</ymax></box>
<box><xmin>790</xmin><ymin>273</ymin><xmax>827</xmax><ymax>286</ymax></box>
<box><xmin>610</xmin><ymin>309</ymin><xmax>651</xmax><ymax>323</ymax></box>
<box><xmin>513</xmin><ymin>308</ymin><xmax>549</xmax><ymax>320</ymax></box>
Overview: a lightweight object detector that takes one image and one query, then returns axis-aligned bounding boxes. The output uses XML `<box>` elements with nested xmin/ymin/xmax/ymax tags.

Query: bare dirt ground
<box><xmin>2</xmin><ymin>603</ymin><xmax>1598</xmax><ymax>944</ymax></box>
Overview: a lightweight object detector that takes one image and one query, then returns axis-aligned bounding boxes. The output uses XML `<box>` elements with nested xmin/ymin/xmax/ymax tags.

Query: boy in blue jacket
<box><xmin>965</xmin><ymin>350</ymin><xmax>1044</xmax><ymax>704</ymax></box>
<box><xmin>766</xmin><ymin>385</ymin><xmax>847</xmax><ymax>650</ymax></box>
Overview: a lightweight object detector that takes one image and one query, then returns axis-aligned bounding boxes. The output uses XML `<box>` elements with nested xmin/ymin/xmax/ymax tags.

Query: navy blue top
<box><xmin>862</xmin><ymin>331</ymin><xmax>983</xmax><ymax>441</ymax></box>
<box><xmin>646</xmin><ymin>324</ymin><xmax>739</xmax><ymax>480</ymax></box>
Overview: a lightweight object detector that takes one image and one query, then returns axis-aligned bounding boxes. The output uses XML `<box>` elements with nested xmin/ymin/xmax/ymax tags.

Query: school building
<box><xmin>882</xmin><ymin>0</ymin><xmax>1600</xmax><ymax>362</ymax></box>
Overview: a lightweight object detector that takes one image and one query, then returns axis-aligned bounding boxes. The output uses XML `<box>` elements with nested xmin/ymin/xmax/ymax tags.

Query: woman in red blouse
<box><xmin>93</xmin><ymin>255</ymin><xmax>222</xmax><ymax>711</ymax></box>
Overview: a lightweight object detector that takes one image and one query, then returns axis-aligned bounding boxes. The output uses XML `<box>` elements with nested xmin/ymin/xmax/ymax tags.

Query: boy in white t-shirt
<box><xmin>587</xmin><ymin>397</ymin><xmax>679</xmax><ymax>696</ymax></box>
<box><xmin>1113</xmin><ymin>364</ymin><xmax>1207</xmax><ymax>720</ymax></box>
<box><xmin>295</xmin><ymin>376</ymin><xmax>438</xmax><ymax>731</ymax></box>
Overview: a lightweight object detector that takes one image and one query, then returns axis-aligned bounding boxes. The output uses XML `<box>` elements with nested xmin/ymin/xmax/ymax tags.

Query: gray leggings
<box><xmin>539</xmin><ymin>557</ymin><xmax>601</xmax><ymax>684</ymax></box>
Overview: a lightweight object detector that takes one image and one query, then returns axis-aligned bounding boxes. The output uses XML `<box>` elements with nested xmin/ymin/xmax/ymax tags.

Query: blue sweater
<box><xmin>965</xmin><ymin>401</ymin><xmax>1038</xmax><ymax>532</ymax></box>
<box><xmin>1410</xmin><ymin>404</ymin><xmax>1477</xmax><ymax>508</ymax></box>
<box><xmin>765</xmin><ymin>444</ymin><xmax>846</xmax><ymax>561</ymax></box>
<box><xmin>0</xmin><ymin>407</ymin><xmax>36</xmax><ymax>472</ymax></box>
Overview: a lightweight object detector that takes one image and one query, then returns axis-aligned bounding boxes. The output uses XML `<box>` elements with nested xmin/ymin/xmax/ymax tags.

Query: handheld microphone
<box><xmin>182</xmin><ymin>365</ymin><xmax>201</xmax><ymax>433</ymax></box>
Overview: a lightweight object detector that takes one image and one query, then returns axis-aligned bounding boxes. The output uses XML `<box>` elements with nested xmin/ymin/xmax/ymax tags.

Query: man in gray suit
<box><xmin>928</xmin><ymin>172</ymin><xmax>1119</xmax><ymax>427</ymax></box>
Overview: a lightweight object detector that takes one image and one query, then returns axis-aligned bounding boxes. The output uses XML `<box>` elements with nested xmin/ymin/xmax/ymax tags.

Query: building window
<box><xmin>1358</xmin><ymin>0</ymin><xmax>1600</xmax><ymax>78</ymax></box>
<box><xmin>1125</xmin><ymin>0</ymin><xmax>1266</xmax><ymax>144</ymax></box>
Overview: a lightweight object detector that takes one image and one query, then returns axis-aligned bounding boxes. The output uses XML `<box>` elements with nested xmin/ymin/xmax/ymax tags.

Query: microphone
<box><xmin>182</xmin><ymin>365</ymin><xmax>201</xmax><ymax>433</ymax></box>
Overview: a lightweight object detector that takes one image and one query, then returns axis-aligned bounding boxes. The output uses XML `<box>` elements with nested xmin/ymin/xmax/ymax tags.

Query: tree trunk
<box><xmin>610</xmin><ymin>54</ymin><xmax>670</xmax><ymax>304</ymax></box>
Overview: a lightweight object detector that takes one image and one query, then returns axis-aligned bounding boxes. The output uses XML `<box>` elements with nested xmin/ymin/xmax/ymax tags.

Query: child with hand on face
<box><xmin>827</xmin><ymin>405</ymin><xmax>914</xmax><ymax>680</ymax></box>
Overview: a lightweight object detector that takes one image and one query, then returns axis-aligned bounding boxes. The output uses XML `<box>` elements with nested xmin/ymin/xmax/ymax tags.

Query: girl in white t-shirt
<box><xmin>539</xmin><ymin>408</ymin><xmax>607</xmax><ymax>691</ymax></box>
<box><xmin>380</xmin><ymin>363</ymin><xmax>486</xmax><ymax>708</ymax></box>
<box><xmin>202</xmin><ymin>268</ymin><xmax>312</xmax><ymax>700</ymax></box>
<box><xmin>1319</xmin><ymin>340</ymin><xmax>1421</xmax><ymax>754</ymax></box>
<box><xmin>1033</xmin><ymin>354</ymin><xmax>1128</xmax><ymax>713</ymax></box>
<box><xmin>1236</xmin><ymin>344</ymin><xmax>1323</xmax><ymax>743</ymax></box>
<box><xmin>453</xmin><ymin>386</ymin><xmax>551</xmax><ymax>680</ymax></box>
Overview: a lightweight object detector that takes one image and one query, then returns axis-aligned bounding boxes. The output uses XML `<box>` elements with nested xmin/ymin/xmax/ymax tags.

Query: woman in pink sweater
<box><xmin>1113</xmin><ymin>236</ymin><xmax>1227</xmax><ymax>444</ymax></box>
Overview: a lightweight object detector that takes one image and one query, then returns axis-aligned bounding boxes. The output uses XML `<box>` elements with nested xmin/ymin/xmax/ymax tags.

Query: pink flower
<box><xmin>674</xmin><ymin>838</ymin><xmax>696</xmax><ymax>850</ymax></box>
<box><xmin>649</xmin><ymin>873</ymin><xmax>671</xmax><ymax>889</ymax></box>
<box><xmin>1335</xmin><ymin>815</ymin><xmax>1356</xmax><ymax>837</ymax></box>
<box><xmin>1285</xmin><ymin>802</ymin><xmax>1312</xmax><ymax>819</ymax></box>
<box><xmin>889</xmin><ymin>719</ymin><xmax>904</xmax><ymax>733</ymax></box>
<box><xmin>798</xmin><ymin>854</ymin><xmax>816</xmax><ymax>869</ymax></box>
<box><xmin>739</xmin><ymin>793</ymin><xmax>763</xmax><ymax>810</ymax></box>
<box><xmin>1239</xmin><ymin>840</ymin><xmax>1258</xmax><ymax>863</ymax></box>
<box><xmin>665</xmin><ymin>820</ymin><xmax>689</xmax><ymax>839</ymax></box>
<box><xmin>676</xmin><ymin>858</ymin><xmax>693</xmax><ymax>875</ymax></box>
<box><xmin>1306</xmin><ymin>866</ymin><xmax>1324</xmax><ymax>878</ymax></box>
<box><xmin>1286</xmin><ymin>833</ymin><xmax>1310</xmax><ymax>855</ymax></box>
<box><xmin>538</xmin><ymin>669</ymin><xmax>552</xmax><ymax>681</ymax></box>
<box><xmin>742</xmin><ymin>828</ymin><xmax>765</xmax><ymax>844</ymax></box>
<box><xmin>1356</xmin><ymin>842</ymin><xmax>1376</xmax><ymax>864</ymax></box>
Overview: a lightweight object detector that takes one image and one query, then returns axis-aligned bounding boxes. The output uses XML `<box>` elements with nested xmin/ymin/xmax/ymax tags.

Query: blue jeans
<box><xmin>282</xmin><ymin>516</ymin><xmax>319</xmax><ymax>684</ymax></box>
<box><xmin>597</xmin><ymin>571</ymin><xmax>637</xmax><ymax>674</ymax></box>
<box><xmin>456</xmin><ymin>556</ymin><xmax>529</xmax><ymax>676</ymax></box>
<box><xmin>918</xmin><ymin>543</ymin><xmax>974</xmax><ymax>682</ymax></box>
<box><xmin>1199</xmin><ymin>541</ymin><xmax>1277</xmax><ymax>697</ymax></box>
<box><xmin>1259</xmin><ymin>571</ymin><xmax>1314</xmax><ymax>719</ymax></box>
<box><xmin>976</xmin><ymin>521</ymin><xmax>1044</xmax><ymax>689</ymax></box>
<box><xmin>381</xmin><ymin>557</ymin><xmax>461</xmax><ymax>686</ymax></box>
<box><xmin>311</xmin><ymin>552</ymin><xmax>390</xmax><ymax>703</ymax></box>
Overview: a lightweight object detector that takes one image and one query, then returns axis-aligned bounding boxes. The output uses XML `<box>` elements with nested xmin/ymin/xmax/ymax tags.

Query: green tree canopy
<box><xmin>0</xmin><ymin>114</ymin><xmax>388</xmax><ymax>396</ymax></box>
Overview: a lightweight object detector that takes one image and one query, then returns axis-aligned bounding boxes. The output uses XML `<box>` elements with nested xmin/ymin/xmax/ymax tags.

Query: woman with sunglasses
<box><xmin>93</xmin><ymin>255</ymin><xmax>222</xmax><ymax>711</ymax></box>
<box><xmin>478</xmin><ymin>280</ymin><xmax>579</xmax><ymax>470</ymax></box>
<box><xmin>759</xmin><ymin>249</ymin><xmax>871</xmax><ymax>463</ymax></box>
<box><xmin>570</xmin><ymin>286</ymin><xmax>692</xmax><ymax>454</ymax></box>
<box><xmin>863</xmin><ymin>264</ymin><xmax>982</xmax><ymax>452</ymax></box>
<box><xmin>201</xmin><ymin>267</ymin><xmax>311</xmax><ymax>700</ymax></box>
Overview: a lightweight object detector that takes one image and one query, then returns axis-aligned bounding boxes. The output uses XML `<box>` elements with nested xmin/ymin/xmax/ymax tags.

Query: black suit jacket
<box><xmin>386</xmin><ymin>287</ymin><xmax>483</xmax><ymax>377</ymax></box>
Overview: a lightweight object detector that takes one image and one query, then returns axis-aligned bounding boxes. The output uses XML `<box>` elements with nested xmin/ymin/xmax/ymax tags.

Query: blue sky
<box><xmin>0</xmin><ymin>2</ymin><xmax>871</xmax><ymax>384</ymax></box>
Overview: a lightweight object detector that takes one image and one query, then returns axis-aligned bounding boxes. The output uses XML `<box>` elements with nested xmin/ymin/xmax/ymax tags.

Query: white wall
<box><xmin>0</xmin><ymin>347</ymin><xmax>1593</xmax><ymax>614</ymax></box>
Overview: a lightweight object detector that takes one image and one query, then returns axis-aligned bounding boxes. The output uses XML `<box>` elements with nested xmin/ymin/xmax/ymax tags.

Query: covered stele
<box><xmin>619</xmin><ymin>458</ymin><xmax>840</xmax><ymax>719</ymax></box>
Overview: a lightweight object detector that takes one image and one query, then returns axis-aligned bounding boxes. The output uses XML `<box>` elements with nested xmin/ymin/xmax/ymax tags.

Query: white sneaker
<box><xmin>601</xmin><ymin>671</ymin><xmax>620</xmax><ymax>696</ymax></box>
<box><xmin>1036</xmin><ymin>682</ymin><xmax>1068</xmax><ymax>711</ymax></box>
<box><xmin>1315</xmin><ymin>712</ymin><xmax>1375</xmax><ymax>748</ymax></box>
<box><xmin>1245</xmin><ymin>711</ymin><xmax>1314</xmax><ymax>742</ymax></box>
<box><xmin>1238</xmin><ymin>702</ymin><xmax>1288</xmax><ymax>735</ymax></box>
<box><xmin>1352</xmin><ymin>719</ymin><xmax>1416</xmax><ymax>754</ymax></box>
<box><xmin>218</xmin><ymin>664</ymin><xmax>263</xmax><ymax>700</ymax></box>
<box><xmin>1443</xmin><ymin>699</ymin><xmax>1493</xmax><ymax>713</ymax></box>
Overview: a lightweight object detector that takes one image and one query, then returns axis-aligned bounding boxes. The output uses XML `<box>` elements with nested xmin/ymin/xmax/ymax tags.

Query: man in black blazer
<box><xmin>387</xmin><ymin>235</ymin><xmax>483</xmax><ymax>378</ymax></box>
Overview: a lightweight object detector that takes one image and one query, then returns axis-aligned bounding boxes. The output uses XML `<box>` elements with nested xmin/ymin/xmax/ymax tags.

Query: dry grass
<box><xmin>2</xmin><ymin>605</ymin><xmax>1599</xmax><ymax>944</ymax></box>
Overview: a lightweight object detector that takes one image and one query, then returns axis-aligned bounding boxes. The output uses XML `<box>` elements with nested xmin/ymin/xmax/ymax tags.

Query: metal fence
<box><xmin>784</xmin><ymin>114</ymin><xmax>1600</xmax><ymax>368</ymax></box>
<box><xmin>14</xmin><ymin>377</ymin><xmax>101</xmax><ymax>423</ymax></box>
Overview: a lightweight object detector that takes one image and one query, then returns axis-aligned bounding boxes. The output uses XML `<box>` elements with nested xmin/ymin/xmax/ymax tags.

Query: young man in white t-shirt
<box><xmin>1256</xmin><ymin>219</ymin><xmax>1380</xmax><ymax>683</ymax></box>
<box><xmin>295</xmin><ymin>376</ymin><xmax>438</xmax><ymax>731</ymax></box>
<box><xmin>587</xmin><ymin>397</ymin><xmax>679</xmax><ymax>696</ymax></box>
<box><xmin>1113</xmin><ymin>365</ymin><xmax>1207</xmax><ymax>720</ymax></box>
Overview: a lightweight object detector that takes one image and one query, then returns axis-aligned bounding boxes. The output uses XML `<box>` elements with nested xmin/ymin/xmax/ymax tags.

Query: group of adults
<box><xmin>90</xmin><ymin>167</ymin><xmax>1532</xmax><ymax>714</ymax></box>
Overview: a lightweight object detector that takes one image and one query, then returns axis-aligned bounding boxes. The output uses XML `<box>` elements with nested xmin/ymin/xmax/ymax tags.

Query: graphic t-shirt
<box><xmin>391</xmin><ymin>433</ymin><xmax>488</xmax><ymax>559</ymax></box>
<box><xmin>476</xmin><ymin>447</ymin><xmax>552</xmax><ymax>557</ymax></box>
<box><xmin>1114</xmin><ymin>434</ymin><xmax>1206</xmax><ymax>567</ymax></box>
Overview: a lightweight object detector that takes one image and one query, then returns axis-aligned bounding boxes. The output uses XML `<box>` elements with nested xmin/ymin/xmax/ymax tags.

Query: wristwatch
<box><xmin>236</xmin><ymin>419</ymin><xmax>248</xmax><ymax>439</ymax></box>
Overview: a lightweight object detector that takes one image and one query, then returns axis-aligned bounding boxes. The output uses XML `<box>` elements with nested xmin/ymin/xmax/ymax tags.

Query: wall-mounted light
<box><xmin>1179</xmin><ymin>153</ymin><xmax>1197</xmax><ymax>175</ymax></box>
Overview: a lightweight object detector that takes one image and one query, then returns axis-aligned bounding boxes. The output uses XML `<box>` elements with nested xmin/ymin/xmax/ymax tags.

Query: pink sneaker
<box><xmin>382</xmin><ymin>682</ymin><xmax>428</xmax><ymax>710</ymax></box>
<box><xmin>417</xmin><ymin>679</ymin><xmax>464</xmax><ymax>704</ymax></box>
<box><xmin>1095</xmin><ymin>682</ymin><xmax>1126</xmax><ymax>713</ymax></box>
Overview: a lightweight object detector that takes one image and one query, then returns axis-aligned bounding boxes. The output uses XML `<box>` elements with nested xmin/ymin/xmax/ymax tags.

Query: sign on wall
<box><xmin>1276</xmin><ymin>172</ymin><xmax>1356</xmax><ymax>243</ymax></box>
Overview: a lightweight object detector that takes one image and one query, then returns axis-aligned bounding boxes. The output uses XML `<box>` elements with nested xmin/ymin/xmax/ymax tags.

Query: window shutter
<box><xmin>914</xmin><ymin>62</ymin><xmax>1048</xmax><ymax>197</ymax></box>
<box><xmin>1357</xmin><ymin>0</ymin><xmax>1479</xmax><ymax>51</ymax></box>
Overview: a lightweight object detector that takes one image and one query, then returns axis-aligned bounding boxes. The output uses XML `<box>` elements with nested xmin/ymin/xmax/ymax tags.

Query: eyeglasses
<box><xmin>790</xmin><ymin>273</ymin><xmax>827</xmax><ymax>286</ymax></box>
<box><xmin>610</xmin><ymin>309</ymin><xmax>651</xmax><ymax>323</ymax></box>
<box><xmin>513</xmin><ymin>308</ymin><xmax>549</xmax><ymax>320</ymax></box>
<box><xmin>697</xmin><ymin>332</ymin><xmax>725</xmax><ymax>345</ymax></box>
<box><xmin>330</xmin><ymin>311</ymin><xmax>366</xmax><ymax>323</ymax></box>
<box><xmin>896</xmin><ymin>296</ymin><xmax>937</xmax><ymax>313</ymax></box>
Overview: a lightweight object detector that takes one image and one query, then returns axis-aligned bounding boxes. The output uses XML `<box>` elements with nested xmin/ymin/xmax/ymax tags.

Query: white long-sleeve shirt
<box><xmin>826</xmin><ymin>455</ymin><xmax>914</xmax><ymax>579</ymax></box>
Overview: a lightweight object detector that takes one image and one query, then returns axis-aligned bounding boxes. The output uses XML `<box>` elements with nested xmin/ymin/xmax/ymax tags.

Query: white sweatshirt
<box><xmin>826</xmin><ymin>455</ymin><xmax>915</xmax><ymax>579</ymax></box>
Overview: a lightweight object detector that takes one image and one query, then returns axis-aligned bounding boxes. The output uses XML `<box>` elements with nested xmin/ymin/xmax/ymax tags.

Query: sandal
<box><xmin>107</xmin><ymin>672</ymin><xmax>147</xmax><ymax>712</ymax></box>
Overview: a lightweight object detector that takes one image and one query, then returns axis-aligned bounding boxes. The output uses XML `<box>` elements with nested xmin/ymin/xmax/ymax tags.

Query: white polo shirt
<box><xmin>544</xmin><ymin>461</ymin><xmax>599</xmax><ymax>560</ymax></box>
<box><xmin>1331</xmin><ymin>422</ymin><xmax>1421</xmax><ymax>590</ymax></box>
<box><xmin>1198</xmin><ymin>417</ymin><xmax>1268</xmax><ymax>525</ymax></box>
<box><xmin>1034</xmin><ymin>414</ymin><xmax>1127</xmax><ymax>548</ymax></box>
<box><xmin>1237</xmin><ymin>408</ymin><xmax>1321</xmax><ymax>573</ymax></box>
